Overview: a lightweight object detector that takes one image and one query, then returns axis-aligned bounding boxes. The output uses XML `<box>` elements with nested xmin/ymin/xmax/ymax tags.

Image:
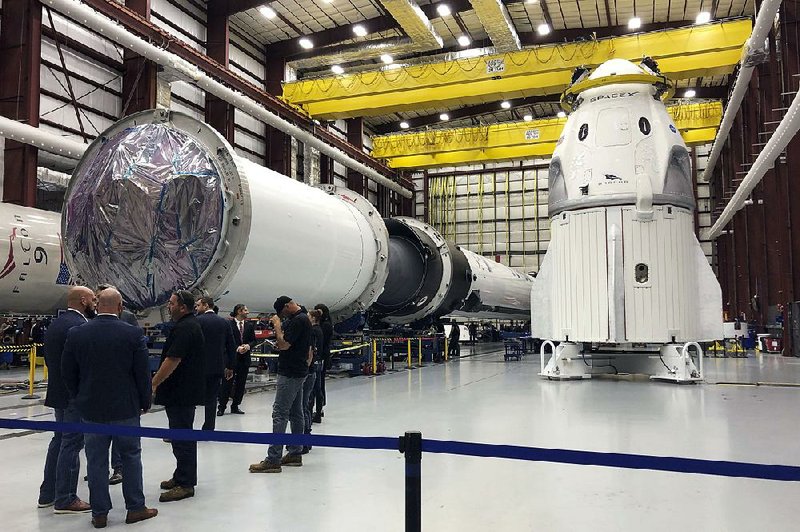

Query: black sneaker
<box><xmin>109</xmin><ymin>470</ymin><xmax>123</xmax><ymax>485</ymax></box>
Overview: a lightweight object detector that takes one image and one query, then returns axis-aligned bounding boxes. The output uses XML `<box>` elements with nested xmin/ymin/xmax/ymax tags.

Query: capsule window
<box><xmin>578</xmin><ymin>123</ymin><xmax>589</xmax><ymax>141</ymax></box>
<box><xmin>638</xmin><ymin>117</ymin><xmax>651</xmax><ymax>135</ymax></box>
<box><xmin>635</xmin><ymin>263</ymin><xmax>649</xmax><ymax>283</ymax></box>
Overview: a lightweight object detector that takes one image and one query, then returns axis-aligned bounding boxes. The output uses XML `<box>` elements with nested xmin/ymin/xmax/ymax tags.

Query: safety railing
<box><xmin>1</xmin><ymin>344</ymin><xmax>45</xmax><ymax>399</ymax></box>
<box><xmin>1</xmin><ymin>418</ymin><xmax>798</xmax><ymax>532</ymax></box>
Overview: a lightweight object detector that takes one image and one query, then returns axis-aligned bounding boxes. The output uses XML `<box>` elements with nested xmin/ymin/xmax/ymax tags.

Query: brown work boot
<box><xmin>249</xmin><ymin>460</ymin><xmax>281</xmax><ymax>473</ymax></box>
<box><xmin>54</xmin><ymin>497</ymin><xmax>91</xmax><ymax>514</ymax></box>
<box><xmin>159</xmin><ymin>478</ymin><xmax>177</xmax><ymax>490</ymax></box>
<box><xmin>91</xmin><ymin>515</ymin><xmax>107</xmax><ymax>528</ymax></box>
<box><xmin>125</xmin><ymin>507</ymin><xmax>158</xmax><ymax>524</ymax></box>
<box><xmin>159</xmin><ymin>486</ymin><xmax>194</xmax><ymax>502</ymax></box>
<box><xmin>280</xmin><ymin>454</ymin><xmax>303</xmax><ymax>467</ymax></box>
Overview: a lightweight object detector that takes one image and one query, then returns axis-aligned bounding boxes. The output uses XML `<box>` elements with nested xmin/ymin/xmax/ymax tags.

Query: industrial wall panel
<box><xmin>151</xmin><ymin>0</ymin><xmax>206</xmax><ymax>52</ymax></box>
<box><xmin>234</xmin><ymin>129</ymin><xmax>266</xmax><ymax>158</ymax></box>
<box><xmin>40</xmin><ymin>94</ymin><xmax>114</xmax><ymax>137</ymax></box>
<box><xmin>45</xmin><ymin>12</ymin><xmax>122</xmax><ymax>61</ymax></box>
<box><xmin>229</xmin><ymin>42</ymin><xmax>265</xmax><ymax>81</ymax></box>
<box><xmin>40</xmin><ymin>66</ymin><xmax>120</xmax><ymax>119</ymax></box>
<box><xmin>171</xmin><ymin>81</ymin><xmax>205</xmax><ymax>108</ymax></box>
<box><xmin>235</xmin><ymin>108</ymin><xmax>266</xmax><ymax>137</ymax></box>
<box><xmin>229</xmin><ymin>63</ymin><xmax>261</xmax><ymax>87</ymax></box>
<box><xmin>169</xmin><ymin>99</ymin><xmax>203</xmax><ymax>121</ymax></box>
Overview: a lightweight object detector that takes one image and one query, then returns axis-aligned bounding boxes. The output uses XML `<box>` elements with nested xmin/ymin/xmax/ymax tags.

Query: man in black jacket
<box><xmin>195</xmin><ymin>296</ymin><xmax>236</xmax><ymax>430</ymax></box>
<box><xmin>217</xmin><ymin>303</ymin><xmax>255</xmax><ymax>416</ymax></box>
<box><xmin>38</xmin><ymin>285</ymin><xmax>96</xmax><ymax>513</ymax></box>
<box><xmin>61</xmin><ymin>288</ymin><xmax>157</xmax><ymax>528</ymax></box>
<box><xmin>153</xmin><ymin>290</ymin><xmax>205</xmax><ymax>503</ymax></box>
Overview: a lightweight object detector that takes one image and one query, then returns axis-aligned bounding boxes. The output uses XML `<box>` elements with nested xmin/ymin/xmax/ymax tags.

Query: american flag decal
<box><xmin>56</xmin><ymin>262</ymin><xmax>71</xmax><ymax>285</ymax></box>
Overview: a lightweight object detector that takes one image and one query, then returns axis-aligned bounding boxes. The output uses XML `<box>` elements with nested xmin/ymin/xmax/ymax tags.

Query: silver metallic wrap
<box><xmin>63</xmin><ymin>124</ymin><xmax>224</xmax><ymax>310</ymax></box>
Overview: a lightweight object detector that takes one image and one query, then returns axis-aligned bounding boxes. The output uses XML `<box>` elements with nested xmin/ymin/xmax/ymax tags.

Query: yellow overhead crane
<box><xmin>283</xmin><ymin>19</ymin><xmax>751</xmax><ymax>120</ymax></box>
<box><xmin>372</xmin><ymin>101</ymin><xmax>722</xmax><ymax>168</ymax></box>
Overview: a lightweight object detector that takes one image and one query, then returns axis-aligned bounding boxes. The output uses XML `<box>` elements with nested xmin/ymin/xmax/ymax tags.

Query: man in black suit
<box><xmin>217</xmin><ymin>303</ymin><xmax>255</xmax><ymax>416</ymax></box>
<box><xmin>194</xmin><ymin>296</ymin><xmax>235</xmax><ymax>430</ymax></box>
<box><xmin>153</xmin><ymin>290</ymin><xmax>205</xmax><ymax>503</ymax></box>
<box><xmin>61</xmin><ymin>288</ymin><xmax>157</xmax><ymax>528</ymax></box>
<box><xmin>94</xmin><ymin>283</ymin><xmax>138</xmax><ymax>486</ymax></box>
<box><xmin>38</xmin><ymin>285</ymin><xmax>96</xmax><ymax>513</ymax></box>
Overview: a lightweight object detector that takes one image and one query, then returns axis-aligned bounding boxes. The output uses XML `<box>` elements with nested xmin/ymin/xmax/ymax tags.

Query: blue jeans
<box><xmin>302</xmin><ymin>372</ymin><xmax>316</xmax><ymax>436</ymax></box>
<box><xmin>267</xmin><ymin>375</ymin><xmax>305</xmax><ymax>463</ymax></box>
<box><xmin>83</xmin><ymin>416</ymin><xmax>145</xmax><ymax>517</ymax></box>
<box><xmin>39</xmin><ymin>402</ymin><xmax>84</xmax><ymax>508</ymax></box>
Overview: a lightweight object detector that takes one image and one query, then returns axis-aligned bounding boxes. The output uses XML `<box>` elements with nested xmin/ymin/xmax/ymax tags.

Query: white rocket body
<box><xmin>531</xmin><ymin>59</ymin><xmax>722</xmax><ymax>348</ymax></box>
<box><xmin>0</xmin><ymin>204</ymin><xmax>70</xmax><ymax>314</ymax></box>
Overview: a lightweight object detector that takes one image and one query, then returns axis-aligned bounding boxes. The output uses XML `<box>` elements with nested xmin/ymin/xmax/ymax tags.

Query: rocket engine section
<box><xmin>531</xmin><ymin>59</ymin><xmax>722</xmax><ymax>382</ymax></box>
<box><xmin>372</xmin><ymin>217</ymin><xmax>533</xmax><ymax>325</ymax></box>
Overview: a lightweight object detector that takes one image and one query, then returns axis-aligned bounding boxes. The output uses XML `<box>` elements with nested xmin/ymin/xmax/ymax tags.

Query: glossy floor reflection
<box><xmin>1</xmin><ymin>346</ymin><xmax>799</xmax><ymax>531</ymax></box>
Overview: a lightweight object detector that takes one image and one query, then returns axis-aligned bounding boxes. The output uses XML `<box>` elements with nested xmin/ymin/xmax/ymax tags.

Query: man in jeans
<box><xmin>38</xmin><ymin>286</ymin><xmax>96</xmax><ymax>513</ymax></box>
<box><xmin>250</xmin><ymin>296</ymin><xmax>311</xmax><ymax>473</ymax></box>
<box><xmin>62</xmin><ymin>288</ymin><xmax>157</xmax><ymax>528</ymax></box>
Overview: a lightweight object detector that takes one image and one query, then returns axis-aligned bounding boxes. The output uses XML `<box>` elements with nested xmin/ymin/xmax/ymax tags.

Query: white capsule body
<box><xmin>531</xmin><ymin>59</ymin><xmax>722</xmax><ymax>344</ymax></box>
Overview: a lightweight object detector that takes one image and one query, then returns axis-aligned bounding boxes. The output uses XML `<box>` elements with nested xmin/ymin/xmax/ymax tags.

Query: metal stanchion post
<box><xmin>22</xmin><ymin>345</ymin><xmax>41</xmax><ymax>400</ymax></box>
<box><xmin>399</xmin><ymin>431</ymin><xmax>422</xmax><ymax>532</ymax></box>
<box><xmin>372</xmin><ymin>339</ymin><xmax>377</xmax><ymax>374</ymax></box>
<box><xmin>444</xmin><ymin>337</ymin><xmax>449</xmax><ymax>362</ymax></box>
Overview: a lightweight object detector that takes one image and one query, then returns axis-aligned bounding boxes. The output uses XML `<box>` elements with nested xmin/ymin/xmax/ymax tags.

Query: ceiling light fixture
<box><xmin>557</xmin><ymin>111</ymin><xmax>566</xmax><ymax>118</ymax></box>
<box><xmin>695</xmin><ymin>11</ymin><xmax>711</xmax><ymax>24</ymax></box>
<box><xmin>299</xmin><ymin>37</ymin><xmax>313</xmax><ymax>49</ymax></box>
<box><xmin>380</xmin><ymin>54</ymin><xmax>394</xmax><ymax>64</ymax></box>
<box><xmin>501</xmin><ymin>101</ymin><xmax>511</xmax><ymax>109</ymax></box>
<box><xmin>523</xmin><ymin>114</ymin><xmax>533</xmax><ymax>121</ymax></box>
<box><xmin>537</xmin><ymin>23</ymin><xmax>551</xmax><ymax>36</ymax></box>
<box><xmin>628</xmin><ymin>17</ymin><xmax>641</xmax><ymax>30</ymax></box>
<box><xmin>526</xmin><ymin>0</ymin><xmax>538</xmax><ymax>4</ymax></box>
<box><xmin>457</xmin><ymin>35</ymin><xmax>471</xmax><ymax>47</ymax></box>
<box><xmin>331</xmin><ymin>64</ymin><xmax>344</xmax><ymax>75</ymax></box>
<box><xmin>437</xmin><ymin>4</ymin><xmax>451</xmax><ymax>17</ymax></box>
<box><xmin>258</xmin><ymin>5</ymin><xmax>276</xmax><ymax>19</ymax></box>
<box><xmin>400</xmin><ymin>121</ymin><xmax>410</xmax><ymax>129</ymax></box>
<box><xmin>439</xmin><ymin>113</ymin><xmax>449</xmax><ymax>121</ymax></box>
<box><xmin>353</xmin><ymin>24</ymin><xmax>368</xmax><ymax>37</ymax></box>
<box><xmin>684</xmin><ymin>89</ymin><xmax>697</xmax><ymax>98</ymax></box>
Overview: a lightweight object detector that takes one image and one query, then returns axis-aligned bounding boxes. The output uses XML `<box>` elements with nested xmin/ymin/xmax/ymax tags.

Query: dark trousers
<box><xmin>218</xmin><ymin>355</ymin><xmax>249</xmax><ymax>409</ymax></box>
<box><xmin>84</xmin><ymin>416</ymin><xmax>145</xmax><ymax>517</ymax></box>
<box><xmin>203</xmin><ymin>375</ymin><xmax>222</xmax><ymax>430</ymax></box>
<box><xmin>39</xmin><ymin>402</ymin><xmax>83</xmax><ymax>507</ymax></box>
<box><xmin>313</xmin><ymin>367</ymin><xmax>325</xmax><ymax>414</ymax></box>
<box><xmin>165</xmin><ymin>406</ymin><xmax>196</xmax><ymax>487</ymax></box>
<box><xmin>449</xmin><ymin>339</ymin><xmax>460</xmax><ymax>357</ymax></box>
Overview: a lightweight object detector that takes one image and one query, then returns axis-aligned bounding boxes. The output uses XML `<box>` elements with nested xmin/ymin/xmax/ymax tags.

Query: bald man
<box><xmin>39</xmin><ymin>286</ymin><xmax>96</xmax><ymax>514</ymax></box>
<box><xmin>62</xmin><ymin>288</ymin><xmax>157</xmax><ymax>528</ymax></box>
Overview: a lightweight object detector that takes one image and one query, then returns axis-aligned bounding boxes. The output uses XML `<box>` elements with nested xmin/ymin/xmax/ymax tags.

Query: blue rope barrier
<box><xmin>421</xmin><ymin>439</ymin><xmax>800</xmax><ymax>482</ymax></box>
<box><xmin>2</xmin><ymin>418</ymin><xmax>799</xmax><ymax>482</ymax></box>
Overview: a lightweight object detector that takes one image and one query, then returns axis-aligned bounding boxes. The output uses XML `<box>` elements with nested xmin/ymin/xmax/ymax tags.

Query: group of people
<box><xmin>37</xmin><ymin>284</ymin><xmax>332</xmax><ymax>528</ymax></box>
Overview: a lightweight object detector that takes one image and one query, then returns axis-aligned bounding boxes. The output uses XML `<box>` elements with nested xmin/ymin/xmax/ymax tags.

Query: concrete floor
<box><xmin>1</xmin><ymin>345</ymin><xmax>799</xmax><ymax>531</ymax></box>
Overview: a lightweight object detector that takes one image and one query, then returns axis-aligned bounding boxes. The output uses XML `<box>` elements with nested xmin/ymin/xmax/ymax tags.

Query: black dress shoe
<box><xmin>231</xmin><ymin>407</ymin><xmax>245</xmax><ymax>415</ymax></box>
<box><xmin>217</xmin><ymin>407</ymin><xmax>225</xmax><ymax>417</ymax></box>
